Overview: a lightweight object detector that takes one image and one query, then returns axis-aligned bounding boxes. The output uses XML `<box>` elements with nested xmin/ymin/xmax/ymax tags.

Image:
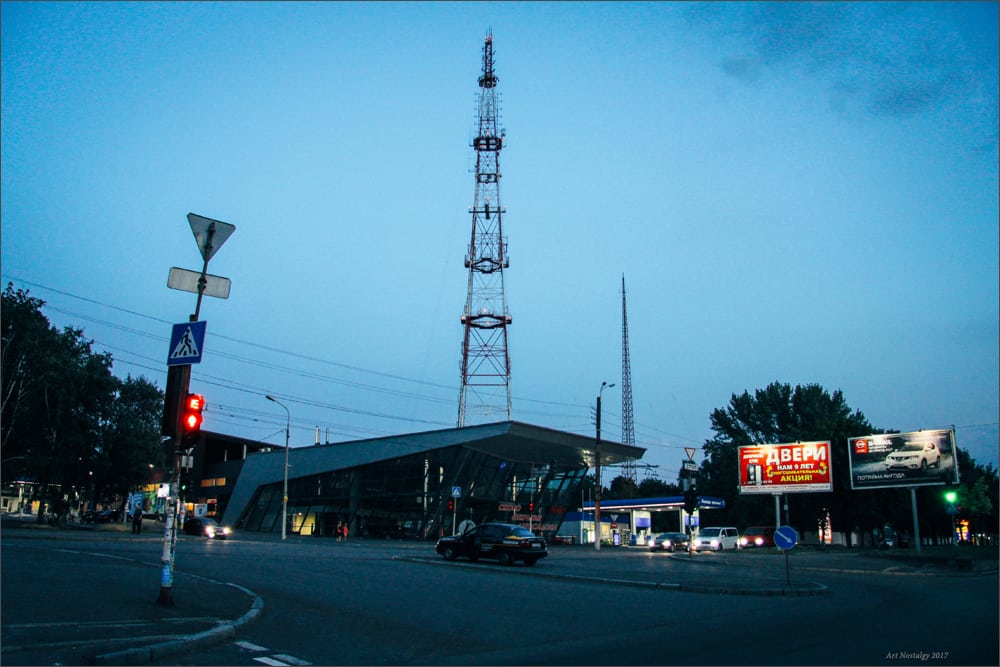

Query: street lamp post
<box><xmin>266</xmin><ymin>395</ymin><xmax>291</xmax><ymax>541</ymax></box>
<box><xmin>594</xmin><ymin>381</ymin><xmax>615</xmax><ymax>551</ymax></box>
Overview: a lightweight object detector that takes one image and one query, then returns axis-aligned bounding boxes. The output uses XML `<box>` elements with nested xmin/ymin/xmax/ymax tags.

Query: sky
<box><xmin>2</xmin><ymin>1</ymin><xmax>998</xmax><ymax>481</ymax></box>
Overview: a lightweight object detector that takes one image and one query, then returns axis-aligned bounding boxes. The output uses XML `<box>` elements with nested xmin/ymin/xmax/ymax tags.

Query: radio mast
<box><xmin>621</xmin><ymin>275</ymin><xmax>637</xmax><ymax>485</ymax></box>
<box><xmin>458</xmin><ymin>32</ymin><xmax>512</xmax><ymax>427</ymax></box>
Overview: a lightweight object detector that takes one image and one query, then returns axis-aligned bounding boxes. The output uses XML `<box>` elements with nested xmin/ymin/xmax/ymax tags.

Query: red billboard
<box><xmin>738</xmin><ymin>441</ymin><xmax>833</xmax><ymax>494</ymax></box>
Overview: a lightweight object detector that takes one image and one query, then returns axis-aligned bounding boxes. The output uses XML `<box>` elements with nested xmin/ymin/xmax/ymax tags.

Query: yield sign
<box><xmin>188</xmin><ymin>213</ymin><xmax>236</xmax><ymax>262</ymax></box>
<box><xmin>685</xmin><ymin>447</ymin><xmax>697</xmax><ymax>461</ymax></box>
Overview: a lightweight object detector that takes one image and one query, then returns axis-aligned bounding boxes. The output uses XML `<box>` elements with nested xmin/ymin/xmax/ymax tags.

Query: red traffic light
<box><xmin>447</xmin><ymin>499</ymin><xmax>455</xmax><ymax>511</ymax></box>
<box><xmin>181</xmin><ymin>393</ymin><xmax>205</xmax><ymax>432</ymax></box>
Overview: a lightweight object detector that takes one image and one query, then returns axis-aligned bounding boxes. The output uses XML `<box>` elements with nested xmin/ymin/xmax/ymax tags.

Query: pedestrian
<box><xmin>336</xmin><ymin>520</ymin><xmax>343</xmax><ymax>542</ymax></box>
<box><xmin>132</xmin><ymin>509</ymin><xmax>143</xmax><ymax>534</ymax></box>
<box><xmin>342</xmin><ymin>521</ymin><xmax>349</xmax><ymax>542</ymax></box>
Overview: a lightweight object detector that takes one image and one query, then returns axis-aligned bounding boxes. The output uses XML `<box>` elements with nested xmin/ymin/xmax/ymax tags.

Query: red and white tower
<box><xmin>458</xmin><ymin>33</ymin><xmax>511</xmax><ymax>427</ymax></box>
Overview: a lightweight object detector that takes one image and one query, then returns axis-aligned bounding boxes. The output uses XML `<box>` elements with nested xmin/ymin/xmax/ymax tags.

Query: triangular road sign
<box><xmin>188</xmin><ymin>213</ymin><xmax>236</xmax><ymax>262</ymax></box>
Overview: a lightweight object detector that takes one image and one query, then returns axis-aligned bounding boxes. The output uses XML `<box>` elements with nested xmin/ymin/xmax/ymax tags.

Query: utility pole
<box><xmin>594</xmin><ymin>381</ymin><xmax>614</xmax><ymax>551</ymax></box>
<box><xmin>458</xmin><ymin>31</ymin><xmax>512</xmax><ymax>427</ymax></box>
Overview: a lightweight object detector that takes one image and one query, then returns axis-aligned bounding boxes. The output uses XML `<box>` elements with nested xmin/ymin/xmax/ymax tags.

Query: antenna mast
<box><xmin>458</xmin><ymin>32</ymin><xmax>512</xmax><ymax>427</ymax></box>
<box><xmin>621</xmin><ymin>275</ymin><xmax>637</xmax><ymax>485</ymax></box>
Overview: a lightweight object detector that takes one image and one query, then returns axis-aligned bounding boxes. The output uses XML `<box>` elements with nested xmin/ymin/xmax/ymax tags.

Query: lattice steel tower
<box><xmin>458</xmin><ymin>32</ymin><xmax>512</xmax><ymax>427</ymax></box>
<box><xmin>621</xmin><ymin>275</ymin><xmax>637</xmax><ymax>485</ymax></box>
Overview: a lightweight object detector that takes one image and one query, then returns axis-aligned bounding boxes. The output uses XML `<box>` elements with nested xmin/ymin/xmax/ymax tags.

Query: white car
<box><xmin>884</xmin><ymin>442</ymin><xmax>941</xmax><ymax>471</ymax></box>
<box><xmin>692</xmin><ymin>526</ymin><xmax>740</xmax><ymax>551</ymax></box>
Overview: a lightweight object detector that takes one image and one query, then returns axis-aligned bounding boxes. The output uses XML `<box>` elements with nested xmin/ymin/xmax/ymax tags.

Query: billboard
<box><xmin>738</xmin><ymin>441</ymin><xmax>833</xmax><ymax>494</ymax></box>
<box><xmin>848</xmin><ymin>429</ymin><xmax>958</xmax><ymax>490</ymax></box>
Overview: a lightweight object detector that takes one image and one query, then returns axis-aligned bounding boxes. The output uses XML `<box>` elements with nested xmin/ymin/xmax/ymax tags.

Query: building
<box><xmin>221</xmin><ymin>421</ymin><xmax>644</xmax><ymax>540</ymax></box>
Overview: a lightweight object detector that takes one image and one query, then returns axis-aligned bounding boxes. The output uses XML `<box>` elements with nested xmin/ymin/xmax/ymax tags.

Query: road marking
<box><xmin>251</xmin><ymin>654</ymin><xmax>312</xmax><ymax>666</ymax></box>
<box><xmin>234</xmin><ymin>640</ymin><xmax>269</xmax><ymax>651</ymax></box>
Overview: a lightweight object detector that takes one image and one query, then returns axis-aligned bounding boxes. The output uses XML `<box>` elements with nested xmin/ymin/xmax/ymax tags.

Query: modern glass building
<box><xmin>222</xmin><ymin>421</ymin><xmax>645</xmax><ymax>540</ymax></box>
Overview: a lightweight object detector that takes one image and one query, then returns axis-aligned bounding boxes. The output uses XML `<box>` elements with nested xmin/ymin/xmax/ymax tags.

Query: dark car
<box><xmin>83</xmin><ymin>509</ymin><xmax>115</xmax><ymax>524</ymax></box>
<box><xmin>647</xmin><ymin>531</ymin><xmax>689</xmax><ymax>552</ymax></box>
<box><xmin>436</xmin><ymin>522</ymin><xmax>547</xmax><ymax>566</ymax></box>
<box><xmin>183</xmin><ymin>517</ymin><xmax>231</xmax><ymax>539</ymax></box>
<box><xmin>739</xmin><ymin>526</ymin><xmax>776</xmax><ymax>549</ymax></box>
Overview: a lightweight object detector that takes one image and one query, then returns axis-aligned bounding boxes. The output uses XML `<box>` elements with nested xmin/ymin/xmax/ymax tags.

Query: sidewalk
<box><xmin>1</xmin><ymin>518</ymin><xmax>261</xmax><ymax>666</ymax></box>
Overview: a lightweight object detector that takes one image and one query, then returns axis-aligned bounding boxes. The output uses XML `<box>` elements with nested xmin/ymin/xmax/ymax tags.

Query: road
<box><xmin>2</xmin><ymin>531</ymin><xmax>996</xmax><ymax>666</ymax></box>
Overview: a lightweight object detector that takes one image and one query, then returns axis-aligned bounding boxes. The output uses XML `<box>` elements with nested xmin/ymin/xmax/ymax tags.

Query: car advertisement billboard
<box><xmin>848</xmin><ymin>429</ymin><xmax>958</xmax><ymax>490</ymax></box>
<box><xmin>737</xmin><ymin>441</ymin><xmax>833</xmax><ymax>494</ymax></box>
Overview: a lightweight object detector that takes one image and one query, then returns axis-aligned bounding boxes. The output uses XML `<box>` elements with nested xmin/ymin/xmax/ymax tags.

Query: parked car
<box><xmin>884</xmin><ymin>441</ymin><xmax>940</xmax><ymax>471</ymax></box>
<box><xmin>183</xmin><ymin>517</ymin><xmax>231</xmax><ymax>539</ymax></box>
<box><xmin>692</xmin><ymin>526</ymin><xmax>740</xmax><ymax>551</ymax></box>
<box><xmin>647</xmin><ymin>531</ymin><xmax>689</xmax><ymax>552</ymax></box>
<box><xmin>83</xmin><ymin>509</ymin><xmax>115</xmax><ymax>524</ymax></box>
<box><xmin>436</xmin><ymin>523</ymin><xmax>547</xmax><ymax>566</ymax></box>
<box><xmin>739</xmin><ymin>526</ymin><xmax>776</xmax><ymax>548</ymax></box>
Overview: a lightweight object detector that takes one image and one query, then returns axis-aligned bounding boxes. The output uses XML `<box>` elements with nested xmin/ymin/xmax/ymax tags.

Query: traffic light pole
<box><xmin>157</xmin><ymin>365</ymin><xmax>190</xmax><ymax>606</ymax></box>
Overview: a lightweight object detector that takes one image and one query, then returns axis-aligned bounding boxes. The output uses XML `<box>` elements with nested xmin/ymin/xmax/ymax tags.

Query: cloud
<box><xmin>689</xmin><ymin>2</ymin><xmax>996</xmax><ymax>125</ymax></box>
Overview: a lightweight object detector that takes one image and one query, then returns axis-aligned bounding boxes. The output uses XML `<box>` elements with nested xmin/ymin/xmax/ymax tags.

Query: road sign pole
<box><xmin>192</xmin><ymin>223</ymin><xmax>215</xmax><ymax>322</ymax></box>
<box><xmin>909</xmin><ymin>486</ymin><xmax>922</xmax><ymax>553</ymax></box>
<box><xmin>158</xmin><ymin>212</ymin><xmax>234</xmax><ymax>605</ymax></box>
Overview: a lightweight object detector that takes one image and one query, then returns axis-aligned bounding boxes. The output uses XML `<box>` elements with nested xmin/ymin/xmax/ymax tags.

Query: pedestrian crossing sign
<box><xmin>167</xmin><ymin>321</ymin><xmax>207</xmax><ymax>366</ymax></box>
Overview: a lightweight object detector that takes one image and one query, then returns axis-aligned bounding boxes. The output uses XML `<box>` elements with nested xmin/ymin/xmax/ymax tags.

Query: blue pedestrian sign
<box><xmin>774</xmin><ymin>525</ymin><xmax>799</xmax><ymax>551</ymax></box>
<box><xmin>451</xmin><ymin>486</ymin><xmax>462</xmax><ymax>498</ymax></box>
<box><xmin>167</xmin><ymin>321</ymin><xmax>207</xmax><ymax>366</ymax></box>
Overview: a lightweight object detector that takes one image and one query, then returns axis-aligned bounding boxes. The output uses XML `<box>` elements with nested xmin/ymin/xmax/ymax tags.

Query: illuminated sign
<box><xmin>848</xmin><ymin>429</ymin><xmax>958</xmax><ymax>490</ymax></box>
<box><xmin>738</xmin><ymin>441</ymin><xmax>833</xmax><ymax>494</ymax></box>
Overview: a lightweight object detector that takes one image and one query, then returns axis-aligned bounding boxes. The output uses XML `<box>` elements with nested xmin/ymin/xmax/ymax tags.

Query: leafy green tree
<box><xmin>1</xmin><ymin>285</ymin><xmax>164</xmax><ymax>519</ymax></box>
<box><xmin>700</xmin><ymin>382</ymin><xmax>881</xmax><ymax>544</ymax></box>
<box><xmin>608</xmin><ymin>474</ymin><xmax>638</xmax><ymax>499</ymax></box>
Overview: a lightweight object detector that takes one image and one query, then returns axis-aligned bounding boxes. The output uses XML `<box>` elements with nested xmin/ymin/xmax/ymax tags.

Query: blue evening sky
<box><xmin>3</xmin><ymin>2</ymin><xmax>997</xmax><ymax>479</ymax></box>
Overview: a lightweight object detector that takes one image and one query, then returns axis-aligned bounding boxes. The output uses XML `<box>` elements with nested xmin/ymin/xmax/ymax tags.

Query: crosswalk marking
<box><xmin>271</xmin><ymin>654</ymin><xmax>312</xmax><ymax>666</ymax></box>
<box><xmin>234</xmin><ymin>640</ymin><xmax>269</xmax><ymax>652</ymax></box>
<box><xmin>252</xmin><ymin>658</ymin><xmax>288</xmax><ymax>666</ymax></box>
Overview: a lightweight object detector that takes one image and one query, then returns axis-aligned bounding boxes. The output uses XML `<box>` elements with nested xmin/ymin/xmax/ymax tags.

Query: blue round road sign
<box><xmin>774</xmin><ymin>525</ymin><xmax>798</xmax><ymax>550</ymax></box>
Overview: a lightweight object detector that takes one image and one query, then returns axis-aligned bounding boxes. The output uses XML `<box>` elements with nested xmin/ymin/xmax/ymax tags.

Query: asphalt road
<box><xmin>2</xmin><ymin>529</ymin><xmax>996</xmax><ymax>666</ymax></box>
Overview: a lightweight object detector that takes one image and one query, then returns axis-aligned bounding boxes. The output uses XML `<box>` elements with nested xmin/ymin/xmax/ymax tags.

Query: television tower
<box><xmin>458</xmin><ymin>32</ymin><xmax>511</xmax><ymax>427</ymax></box>
<box><xmin>621</xmin><ymin>275</ymin><xmax>637</xmax><ymax>485</ymax></box>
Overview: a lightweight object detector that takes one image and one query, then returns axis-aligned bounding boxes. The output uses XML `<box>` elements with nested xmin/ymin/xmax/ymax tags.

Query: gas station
<box><xmin>558</xmin><ymin>495</ymin><xmax>726</xmax><ymax>546</ymax></box>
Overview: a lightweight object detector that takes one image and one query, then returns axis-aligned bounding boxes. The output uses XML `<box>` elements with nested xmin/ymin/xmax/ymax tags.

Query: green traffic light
<box><xmin>944</xmin><ymin>490</ymin><xmax>957</xmax><ymax>503</ymax></box>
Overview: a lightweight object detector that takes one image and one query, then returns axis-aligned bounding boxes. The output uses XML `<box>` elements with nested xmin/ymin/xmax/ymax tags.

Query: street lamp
<box><xmin>266</xmin><ymin>395</ymin><xmax>291</xmax><ymax>541</ymax></box>
<box><xmin>594</xmin><ymin>381</ymin><xmax>615</xmax><ymax>551</ymax></box>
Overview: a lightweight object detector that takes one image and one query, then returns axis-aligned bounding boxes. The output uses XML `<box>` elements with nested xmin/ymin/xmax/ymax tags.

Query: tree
<box><xmin>1</xmin><ymin>284</ymin><xmax>164</xmax><ymax>518</ymax></box>
<box><xmin>700</xmin><ymin>382</ymin><xmax>879</xmax><ymax>543</ymax></box>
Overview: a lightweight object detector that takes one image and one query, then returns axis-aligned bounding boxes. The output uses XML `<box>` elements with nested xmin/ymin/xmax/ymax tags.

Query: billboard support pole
<box><xmin>909</xmin><ymin>486</ymin><xmax>922</xmax><ymax>553</ymax></box>
<box><xmin>774</xmin><ymin>494</ymin><xmax>781</xmax><ymax>530</ymax></box>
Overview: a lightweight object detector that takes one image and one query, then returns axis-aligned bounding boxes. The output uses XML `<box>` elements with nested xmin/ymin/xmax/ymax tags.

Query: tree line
<box><xmin>1</xmin><ymin>285</ymin><xmax>166</xmax><ymax>521</ymax></box>
<box><xmin>601</xmin><ymin>382</ymin><xmax>998</xmax><ymax>546</ymax></box>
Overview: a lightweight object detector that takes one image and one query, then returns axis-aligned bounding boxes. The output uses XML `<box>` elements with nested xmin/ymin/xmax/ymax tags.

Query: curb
<box><xmin>92</xmin><ymin>585</ymin><xmax>263</xmax><ymax>666</ymax></box>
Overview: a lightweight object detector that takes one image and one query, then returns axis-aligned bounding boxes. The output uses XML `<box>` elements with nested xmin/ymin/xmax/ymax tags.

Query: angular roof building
<box><xmin>221</xmin><ymin>421</ymin><xmax>644</xmax><ymax>540</ymax></box>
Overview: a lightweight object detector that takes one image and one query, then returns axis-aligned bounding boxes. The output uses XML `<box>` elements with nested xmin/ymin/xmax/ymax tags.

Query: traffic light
<box><xmin>944</xmin><ymin>489</ymin><xmax>959</xmax><ymax>515</ymax></box>
<box><xmin>528</xmin><ymin>502</ymin><xmax>535</xmax><ymax>513</ymax></box>
<box><xmin>683</xmin><ymin>487</ymin><xmax>698</xmax><ymax>514</ymax></box>
<box><xmin>180</xmin><ymin>393</ymin><xmax>205</xmax><ymax>443</ymax></box>
<box><xmin>447</xmin><ymin>499</ymin><xmax>455</xmax><ymax>511</ymax></box>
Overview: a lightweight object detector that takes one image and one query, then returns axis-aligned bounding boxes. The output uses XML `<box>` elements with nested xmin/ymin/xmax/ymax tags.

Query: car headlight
<box><xmin>739</xmin><ymin>538</ymin><xmax>748</xmax><ymax>546</ymax></box>
<box><xmin>754</xmin><ymin>537</ymin><xmax>764</xmax><ymax>546</ymax></box>
<box><xmin>710</xmin><ymin>539</ymin><xmax>719</xmax><ymax>547</ymax></box>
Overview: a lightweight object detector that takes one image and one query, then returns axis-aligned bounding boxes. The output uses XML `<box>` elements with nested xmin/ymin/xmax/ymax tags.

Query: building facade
<box><xmin>222</xmin><ymin>421</ymin><xmax>644</xmax><ymax>540</ymax></box>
